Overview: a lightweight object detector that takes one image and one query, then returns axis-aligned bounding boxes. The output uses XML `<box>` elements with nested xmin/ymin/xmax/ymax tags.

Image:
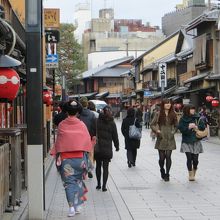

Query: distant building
<box><xmin>162</xmin><ymin>0</ymin><xmax>206</xmax><ymax>36</ymax></box>
<box><xmin>82</xmin><ymin>8</ymin><xmax>165</xmax><ymax>68</ymax></box>
<box><xmin>74</xmin><ymin>3</ymin><xmax>91</xmax><ymax>44</ymax></box>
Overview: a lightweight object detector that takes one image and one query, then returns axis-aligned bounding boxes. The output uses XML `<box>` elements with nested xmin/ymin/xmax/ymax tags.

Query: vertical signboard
<box><xmin>159</xmin><ymin>63</ymin><xmax>167</xmax><ymax>88</ymax></box>
<box><xmin>44</xmin><ymin>8</ymin><xmax>60</xmax><ymax>28</ymax></box>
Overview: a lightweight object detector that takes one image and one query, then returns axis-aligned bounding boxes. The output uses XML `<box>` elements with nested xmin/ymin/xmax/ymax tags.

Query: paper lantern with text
<box><xmin>211</xmin><ymin>99</ymin><xmax>219</xmax><ymax>107</ymax></box>
<box><xmin>206</xmin><ymin>96</ymin><xmax>214</xmax><ymax>102</ymax></box>
<box><xmin>0</xmin><ymin>68</ymin><xmax>20</xmax><ymax>101</ymax></box>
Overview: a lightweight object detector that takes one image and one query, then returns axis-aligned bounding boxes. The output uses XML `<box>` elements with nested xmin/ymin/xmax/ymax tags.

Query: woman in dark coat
<box><xmin>178</xmin><ymin>104</ymin><xmax>205</xmax><ymax>181</ymax></box>
<box><xmin>94</xmin><ymin>105</ymin><xmax>119</xmax><ymax>192</ymax></box>
<box><xmin>121</xmin><ymin>108</ymin><xmax>141</xmax><ymax>168</ymax></box>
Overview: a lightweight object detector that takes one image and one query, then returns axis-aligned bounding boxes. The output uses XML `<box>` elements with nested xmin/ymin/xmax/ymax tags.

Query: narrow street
<box><xmin>43</xmin><ymin>120</ymin><xmax>220</xmax><ymax>220</ymax></box>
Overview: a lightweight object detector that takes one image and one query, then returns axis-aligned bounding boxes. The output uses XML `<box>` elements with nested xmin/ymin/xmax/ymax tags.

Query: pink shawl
<box><xmin>54</xmin><ymin>116</ymin><xmax>92</xmax><ymax>154</ymax></box>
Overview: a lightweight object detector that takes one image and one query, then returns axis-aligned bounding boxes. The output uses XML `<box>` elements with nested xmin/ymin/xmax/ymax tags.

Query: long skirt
<box><xmin>59</xmin><ymin>154</ymin><xmax>88</xmax><ymax>208</ymax></box>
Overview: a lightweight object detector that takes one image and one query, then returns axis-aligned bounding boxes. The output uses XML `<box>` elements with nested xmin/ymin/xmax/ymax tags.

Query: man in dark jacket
<box><xmin>53</xmin><ymin>102</ymin><xmax>68</xmax><ymax>126</ymax></box>
<box><xmin>79</xmin><ymin>97</ymin><xmax>96</xmax><ymax>178</ymax></box>
<box><xmin>79</xmin><ymin>97</ymin><xmax>96</xmax><ymax>137</ymax></box>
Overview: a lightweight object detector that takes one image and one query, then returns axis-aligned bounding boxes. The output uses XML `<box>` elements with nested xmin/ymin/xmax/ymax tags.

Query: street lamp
<box><xmin>25</xmin><ymin>0</ymin><xmax>44</xmax><ymax>219</ymax></box>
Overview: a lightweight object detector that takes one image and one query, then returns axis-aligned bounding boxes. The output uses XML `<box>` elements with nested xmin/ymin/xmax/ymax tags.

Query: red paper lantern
<box><xmin>211</xmin><ymin>99</ymin><xmax>219</xmax><ymax>107</ymax></box>
<box><xmin>206</xmin><ymin>95</ymin><xmax>214</xmax><ymax>102</ymax></box>
<box><xmin>43</xmin><ymin>90</ymin><xmax>53</xmax><ymax>105</ymax></box>
<box><xmin>176</xmin><ymin>103</ymin><xmax>182</xmax><ymax>109</ymax></box>
<box><xmin>0</xmin><ymin>68</ymin><xmax>20</xmax><ymax>101</ymax></box>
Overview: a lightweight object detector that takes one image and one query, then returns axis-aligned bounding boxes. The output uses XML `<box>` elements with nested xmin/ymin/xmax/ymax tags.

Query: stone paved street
<box><xmin>44</xmin><ymin>119</ymin><xmax>220</xmax><ymax>220</ymax></box>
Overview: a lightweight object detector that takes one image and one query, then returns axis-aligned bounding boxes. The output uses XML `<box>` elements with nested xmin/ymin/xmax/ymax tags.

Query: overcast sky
<box><xmin>43</xmin><ymin>0</ymin><xmax>189</xmax><ymax>27</ymax></box>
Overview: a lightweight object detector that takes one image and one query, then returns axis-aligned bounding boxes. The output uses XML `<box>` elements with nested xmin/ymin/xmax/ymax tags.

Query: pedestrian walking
<box><xmin>178</xmin><ymin>104</ymin><xmax>205</xmax><ymax>181</ymax></box>
<box><xmin>150</xmin><ymin>106</ymin><xmax>160</xmax><ymax>141</ymax></box>
<box><xmin>121</xmin><ymin>107</ymin><xmax>141</xmax><ymax>168</ymax></box>
<box><xmin>144</xmin><ymin>108</ymin><xmax>151</xmax><ymax>129</ymax></box>
<box><xmin>88</xmin><ymin>100</ymin><xmax>99</xmax><ymax>118</ymax></box>
<box><xmin>79</xmin><ymin>97</ymin><xmax>96</xmax><ymax>178</ymax></box>
<box><xmin>94</xmin><ymin>105</ymin><xmax>119</xmax><ymax>192</ymax></box>
<box><xmin>150</xmin><ymin>99</ymin><xmax>178</xmax><ymax>181</ymax></box>
<box><xmin>199</xmin><ymin>106</ymin><xmax>210</xmax><ymax>138</ymax></box>
<box><xmin>134</xmin><ymin>103</ymin><xmax>143</xmax><ymax>124</ymax></box>
<box><xmin>54</xmin><ymin>100</ymin><xmax>92</xmax><ymax>217</ymax></box>
<box><xmin>53</xmin><ymin>102</ymin><xmax>68</xmax><ymax>126</ymax></box>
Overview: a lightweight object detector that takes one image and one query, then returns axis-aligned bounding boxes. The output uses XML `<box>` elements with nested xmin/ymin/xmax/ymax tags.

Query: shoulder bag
<box><xmin>195</xmin><ymin>118</ymin><xmax>208</xmax><ymax>139</ymax></box>
<box><xmin>129</xmin><ymin>118</ymin><xmax>142</xmax><ymax>140</ymax></box>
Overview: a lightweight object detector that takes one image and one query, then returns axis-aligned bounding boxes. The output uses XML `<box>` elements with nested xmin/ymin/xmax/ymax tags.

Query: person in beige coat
<box><xmin>150</xmin><ymin>98</ymin><xmax>178</xmax><ymax>181</ymax></box>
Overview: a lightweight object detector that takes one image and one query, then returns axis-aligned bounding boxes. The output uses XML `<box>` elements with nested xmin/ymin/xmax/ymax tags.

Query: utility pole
<box><xmin>25</xmin><ymin>0</ymin><xmax>44</xmax><ymax>219</ymax></box>
<box><xmin>125</xmin><ymin>39</ymin><xmax>128</xmax><ymax>56</ymax></box>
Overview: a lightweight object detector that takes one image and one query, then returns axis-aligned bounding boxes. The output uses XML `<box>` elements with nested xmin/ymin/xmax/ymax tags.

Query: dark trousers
<box><xmin>95</xmin><ymin>159</ymin><xmax>109</xmax><ymax>188</ymax></box>
<box><xmin>158</xmin><ymin>150</ymin><xmax>172</xmax><ymax>174</ymax></box>
<box><xmin>185</xmin><ymin>152</ymin><xmax>199</xmax><ymax>171</ymax></box>
<box><xmin>127</xmin><ymin>149</ymin><xmax>137</xmax><ymax>165</ymax></box>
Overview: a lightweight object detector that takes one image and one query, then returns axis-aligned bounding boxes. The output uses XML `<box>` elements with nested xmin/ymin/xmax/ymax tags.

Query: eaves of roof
<box><xmin>185</xmin><ymin>9</ymin><xmax>220</xmax><ymax>32</ymax></box>
<box><xmin>82</xmin><ymin>56</ymin><xmax>134</xmax><ymax>79</ymax></box>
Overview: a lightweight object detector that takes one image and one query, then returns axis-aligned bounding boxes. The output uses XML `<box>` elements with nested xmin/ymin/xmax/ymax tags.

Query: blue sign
<box><xmin>144</xmin><ymin>90</ymin><xmax>152</xmax><ymax>97</ymax></box>
<box><xmin>46</xmin><ymin>54</ymin><xmax>58</xmax><ymax>63</ymax></box>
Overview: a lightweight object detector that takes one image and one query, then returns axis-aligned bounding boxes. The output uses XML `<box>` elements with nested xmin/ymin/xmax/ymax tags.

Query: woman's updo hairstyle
<box><xmin>64</xmin><ymin>100</ymin><xmax>82</xmax><ymax>116</ymax></box>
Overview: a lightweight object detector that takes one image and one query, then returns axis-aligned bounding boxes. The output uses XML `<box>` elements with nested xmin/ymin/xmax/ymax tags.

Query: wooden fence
<box><xmin>0</xmin><ymin>143</ymin><xmax>9</xmax><ymax>219</ymax></box>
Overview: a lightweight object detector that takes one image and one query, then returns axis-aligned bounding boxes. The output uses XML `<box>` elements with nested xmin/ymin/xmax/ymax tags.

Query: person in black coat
<box><xmin>94</xmin><ymin>105</ymin><xmax>119</xmax><ymax>192</ymax></box>
<box><xmin>121</xmin><ymin>107</ymin><xmax>141</xmax><ymax>168</ymax></box>
<box><xmin>53</xmin><ymin>102</ymin><xmax>68</xmax><ymax>126</ymax></box>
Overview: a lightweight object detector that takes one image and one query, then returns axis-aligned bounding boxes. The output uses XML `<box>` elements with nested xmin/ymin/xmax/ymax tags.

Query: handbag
<box><xmin>195</xmin><ymin>118</ymin><xmax>208</xmax><ymax>139</ymax></box>
<box><xmin>129</xmin><ymin>118</ymin><xmax>142</xmax><ymax>140</ymax></box>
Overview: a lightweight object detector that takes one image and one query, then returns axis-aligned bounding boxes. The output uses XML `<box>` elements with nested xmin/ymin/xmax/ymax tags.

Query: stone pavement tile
<box><xmin>180</xmin><ymin>215</ymin><xmax>210</xmax><ymax>220</ymax></box>
<box><xmin>43</xmin><ymin>122</ymin><xmax>220</xmax><ymax>220</ymax></box>
<box><xmin>148</xmin><ymin>218</ymin><xmax>183</xmax><ymax>220</ymax></box>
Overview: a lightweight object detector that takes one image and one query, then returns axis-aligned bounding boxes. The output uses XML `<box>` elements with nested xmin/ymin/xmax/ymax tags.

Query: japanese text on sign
<box><xmin>44</xmin><ymin>9</ymin><xmax>60</xmax><ymax>28</ymax></box>
<box><xmin>159</xmin><ymin>63</ymin><xmax>167</xmax><ymax>87</ymax></box>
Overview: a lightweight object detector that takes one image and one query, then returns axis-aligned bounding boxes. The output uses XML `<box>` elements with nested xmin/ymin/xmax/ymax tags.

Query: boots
<box><xmin>193</xmin><ymin>168</ymin><xmax>197</xmax><ymax>178</ymax></box>
<box><xmin>188</xmin><ymin>171</ymin><xmax>195</xmax><ymax>181</ymax></box>
<box><xmin>160</xmin><ymin>168</ymin><xmax>166</xmax><ymax>180</ymax></box>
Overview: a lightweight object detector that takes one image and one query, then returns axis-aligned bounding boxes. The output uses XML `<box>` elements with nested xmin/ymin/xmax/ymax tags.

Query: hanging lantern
<box><xmin>55</xmin><ymin>84</ymin><xmax>62</xmax><ymax>96</ymax></box>
<box><xmin>0</xmin><ymin>68</ymin><xmax>20</xmax><ymax>101</ymax></box>
<box><xmin>206</xmin><ymin>95</ymin><xmax>214</xmax><ymax>102</ymax></box>
<box><xmin>176</xmin><ymin>103</ymin><xmax>182</xmax><ymax>109</ymax></box>
<box><xmin>43</xmin><ymin>90</ymin><xmax>53</xmax><ymax>106</ymax></box>
<box><xmin>211</xmin><ymin>99</ymin><xmax>219</xmax><ymax>107</ymax></box>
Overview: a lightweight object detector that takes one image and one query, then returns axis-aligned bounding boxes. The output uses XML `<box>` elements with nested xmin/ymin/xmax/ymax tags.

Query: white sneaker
<box><xmin>75</xmin><ymin>205</ymin><xmax>83</xmax><ymax>214</ymax></box>
<box><xmin>68</xmin><ymin>207</ymin><xmax>75</xmax><ymax>217</ymax></box>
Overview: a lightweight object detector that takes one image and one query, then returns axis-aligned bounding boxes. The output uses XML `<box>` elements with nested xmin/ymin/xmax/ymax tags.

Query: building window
<box><xmin>90</xmin><ymin>40</ymin><xmax>96</xmax><ymax>52</ymax></box>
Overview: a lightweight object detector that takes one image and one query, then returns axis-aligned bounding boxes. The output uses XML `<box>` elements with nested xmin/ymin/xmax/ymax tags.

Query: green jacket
<box><xmin>178</xmin><ymin>114</ymin><xmax>206</xmax><ymax>144</ymax></box>
<box><xmin>150</xmin><ymin>112</ymin><xmax>178</xmax><ymax>150</ymax></box>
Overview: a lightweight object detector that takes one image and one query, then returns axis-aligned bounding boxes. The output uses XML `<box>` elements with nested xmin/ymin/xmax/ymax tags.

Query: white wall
<box><xmin>74</xmin><ymin>3</ymin><xmax>91</xmax><ymax>44</ymax></box>
<box><xmin>88</xmin><ymin>50</ymin><xmax>145</xmax><ymax>69</ymax></box>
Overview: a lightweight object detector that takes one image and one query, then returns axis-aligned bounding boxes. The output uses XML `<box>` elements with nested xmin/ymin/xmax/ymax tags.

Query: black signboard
<box><xmin>45</xmin><ymin>30</ymin><xmax>60</xmax><ymax>43</ymax></box>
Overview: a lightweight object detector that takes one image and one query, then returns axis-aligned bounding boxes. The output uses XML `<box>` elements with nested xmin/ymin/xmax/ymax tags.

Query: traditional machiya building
<box><xmin>70</xmin><ymin>56</ymin><xmax>134</xmax><ymax>115</ymax></box>
<box><xmin>184</xmin><ymin>9</ymin><xmax>220</xmax><ymax>137</ymax></box>
<box><xmin>131</xmin><ymin>31</ymin><xmax>179</xmax><ymax>109</ymax></box>
<box><xmin>9</xmin><ymin>0</ymin><xmax>25</xmax><ymax>25</ymax></box>
<box><xmin>0</xmin><ymin>0</ymin><xmax>26</xmax><ymax>218</ymax></box>
<box><xmin>0</xmin><ymin>0</ymin><xmax>26</xmax><ymax>128</ymax></box>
